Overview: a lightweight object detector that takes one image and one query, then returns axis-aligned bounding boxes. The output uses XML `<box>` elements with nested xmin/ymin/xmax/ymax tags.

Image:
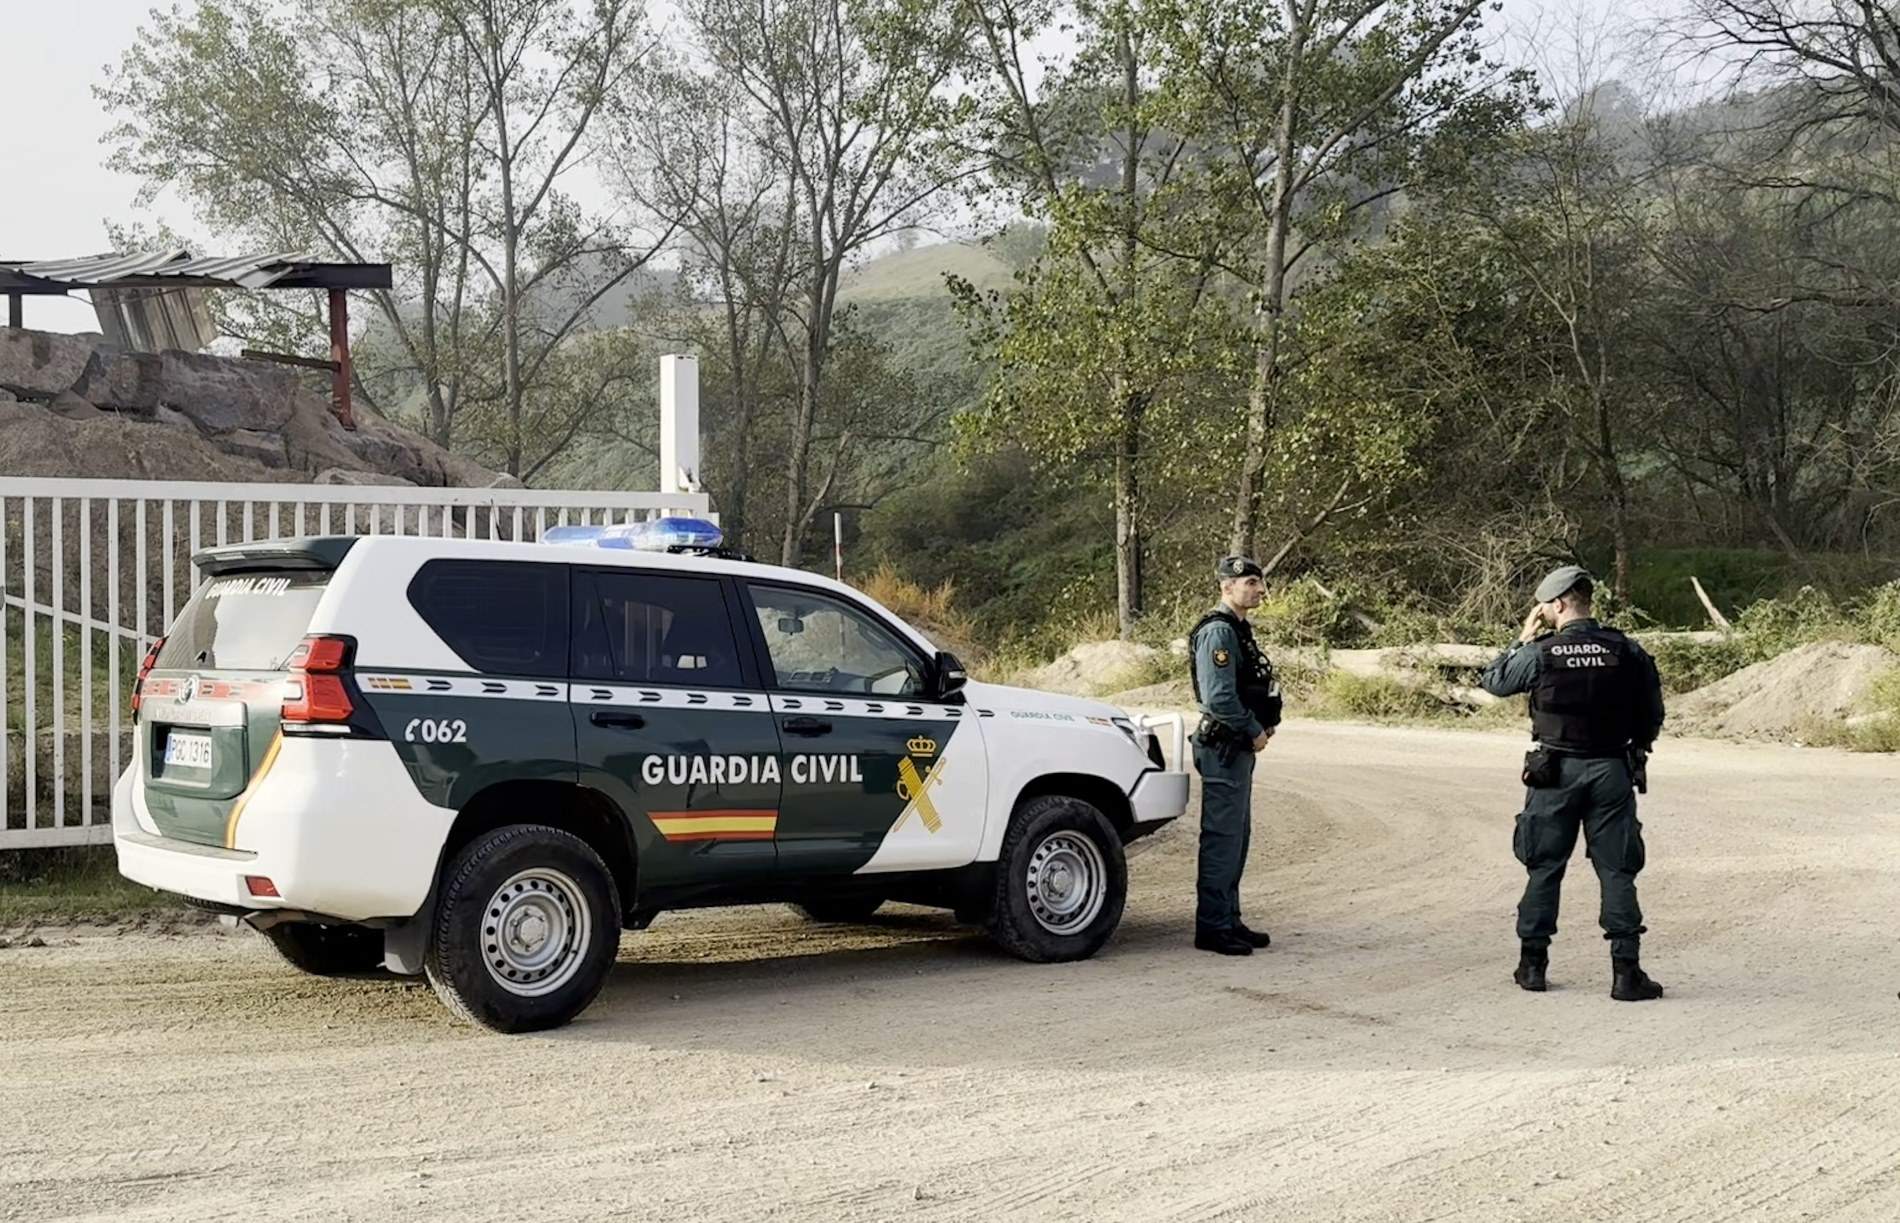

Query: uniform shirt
<box><xmin>1479</xmin><ymin>618</ymin><xmax>1666</xmax><ymax>748</ymax></box>
<box><xmin>1193</xmin><ymin>612</ymin><xmax>1265</xmax><ymax>739</ymax></box>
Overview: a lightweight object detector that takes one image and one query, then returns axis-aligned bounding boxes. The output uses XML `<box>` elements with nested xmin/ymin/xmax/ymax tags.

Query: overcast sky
<box><xmin>2</xmin><ymin>0</ymin><xmax>1668</xmax><ymax>334</ymax></box>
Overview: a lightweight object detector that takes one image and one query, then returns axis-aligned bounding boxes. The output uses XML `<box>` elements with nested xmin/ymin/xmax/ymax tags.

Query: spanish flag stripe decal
<box><xmin>651</xmin><ymin>809</ymin><xmax>779</xmax><ymax>842</ymax></box>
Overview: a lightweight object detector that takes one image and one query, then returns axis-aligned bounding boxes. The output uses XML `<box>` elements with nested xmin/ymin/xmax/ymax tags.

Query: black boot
<box><xmin>1514</xmin><ymin>944</ymin><xmax>1548</xmax><ymax>992</ymax></box>
<box><xmin>1194</xmin><ymin>928</ymin><xmax>1254</xmax><ymax>956</ymax></box>
<box><xmin>1611</xmin><ymin>957</ymin><xmax>1664</xmax><ymax>1001</ymax></box>
<box><xmin>1236</xmin><ymin>923</ymin><xmax>1271</xmax><ymax>949</ymax></box>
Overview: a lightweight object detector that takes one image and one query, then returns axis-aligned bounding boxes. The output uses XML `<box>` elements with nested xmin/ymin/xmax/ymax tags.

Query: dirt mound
<box><xmin>1024</xmin><ymin>640</ymin><xmax>1162</xmax><ymax>696</ymax></box>
<box><xmin>1670</xmin><ymin>641</ymin><xmax>1899</xmax><ymax>740</ymax></box>
<box><xmin>1103</xmin><ymin>677</ymin><xmax>1195</xmax><ymax>709</ymax></box>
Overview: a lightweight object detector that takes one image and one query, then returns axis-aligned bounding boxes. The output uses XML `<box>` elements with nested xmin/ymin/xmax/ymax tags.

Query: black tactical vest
<box><xmin>1530</xmin><ymin>623</ymin><xmax>1641</xmax><ymax>755</ymax></box>
<box><xmin>1188</xmin><ymin>608</ymin><xmax>1283</xmax><ymax>731</ymax></box>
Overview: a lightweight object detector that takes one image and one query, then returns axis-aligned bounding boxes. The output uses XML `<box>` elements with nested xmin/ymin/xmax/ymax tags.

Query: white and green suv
<box><xmin>113</xmin><ymin>524</ymin><xmax>1188</xmax><ymax>1032</ymax></box>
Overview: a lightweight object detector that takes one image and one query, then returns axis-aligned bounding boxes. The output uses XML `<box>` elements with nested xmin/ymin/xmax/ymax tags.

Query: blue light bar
<box><xmin>539</xmin><ymin>517</ymin><xmax>724</xmax><ymax>552</ymax></box>
<box><xmin>635</xmin><ymin>516</ymin><xmax>725</xmax><ymax>551</ymax></box>
<box><xmin>540</xmin><ymin>525</ymin><xmax>607</xmax><ymax>546</ymax></box>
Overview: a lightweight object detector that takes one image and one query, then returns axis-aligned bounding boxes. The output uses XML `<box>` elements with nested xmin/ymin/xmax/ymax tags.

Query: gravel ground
<box><xmin>3</xmin><ymin>721</ymin><xmax>1897</xmax><ymax>1222</ymax></box>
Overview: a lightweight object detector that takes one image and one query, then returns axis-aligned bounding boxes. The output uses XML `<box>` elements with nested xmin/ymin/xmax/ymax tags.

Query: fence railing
<box><xmin>1</xmin><ymin>476</ymin><xmax>710</xmax><ymax>849</ymax></box>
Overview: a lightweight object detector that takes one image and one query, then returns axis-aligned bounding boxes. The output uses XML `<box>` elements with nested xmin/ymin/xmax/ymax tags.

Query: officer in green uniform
<box><xmin>1480</xmin><ymin>565</ymin><xmax>1667</xmax><ymax>1001</ymax></box>
<box><xmin>1187</xmin><ymin>556</ymin><xmax>1283</xmax><ymax>956</ymax></box>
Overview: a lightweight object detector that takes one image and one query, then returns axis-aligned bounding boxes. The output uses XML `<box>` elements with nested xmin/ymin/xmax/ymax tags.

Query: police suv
<box><xmin>112</xmin><ymin>519</ymin><xmax>1189</xmax><ymax>1032</ymax></box>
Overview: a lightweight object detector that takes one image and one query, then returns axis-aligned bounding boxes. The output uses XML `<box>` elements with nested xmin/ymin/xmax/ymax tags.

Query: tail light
<box><xmin>130</xmin><ymin>636</ymin><xmax>166</xmax><ymax>719</ymax></box>
<box><xmin>281</xmin><ymin>635</ymin><xmax>355</xmax><ymax>725</ymax></box>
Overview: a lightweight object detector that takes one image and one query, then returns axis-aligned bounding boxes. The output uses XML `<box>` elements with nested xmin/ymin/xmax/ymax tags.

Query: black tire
<box><xmin>260</xmin><ymin>921</ymin><xmax>386</xmax><ymax>976</ymax></box>
<box><xmin>424</xmin><ymin>825</ymin><xmax>621</xmax><ymax>1034</ymax></box>
<box><xmin>791</xmin><ymin>896</ymin><xmax>886</xmax><ymax>924</ymax></box>
<box><xmin>987</xmin><ymin>794</ymin><xmax>1127</xmax><ymax>962</ymax></box>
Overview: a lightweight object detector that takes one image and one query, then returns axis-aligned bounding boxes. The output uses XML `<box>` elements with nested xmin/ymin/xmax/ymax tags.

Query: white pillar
<box><xmin>659</xmin><ymin>353</ymin><xmax>701</xmax><ymax>496</ymax></box>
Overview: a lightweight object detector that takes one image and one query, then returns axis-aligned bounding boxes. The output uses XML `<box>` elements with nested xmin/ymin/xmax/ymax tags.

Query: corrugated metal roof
<box><xmin>0</xmin><ymin>249</ymin><xmax>315</xmax><ymax>288</ymax></box>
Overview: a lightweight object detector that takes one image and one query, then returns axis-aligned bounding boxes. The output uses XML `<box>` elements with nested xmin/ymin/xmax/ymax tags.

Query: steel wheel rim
<box><xmin>481</xmin><ymin>867</ymin><xmax>592</xmax><ymax>998</ymax></box>
<box><xmin>1025</xmin><ymin>831</ymin><xmax>1107</xmax><ymax>936</ymax></box>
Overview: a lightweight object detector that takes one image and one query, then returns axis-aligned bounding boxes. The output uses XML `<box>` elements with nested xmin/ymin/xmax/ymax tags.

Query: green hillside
<box><xmin>840</xmin><ymin>242</ymin><xmax>1015</xmax><ymax>303</ymax></box>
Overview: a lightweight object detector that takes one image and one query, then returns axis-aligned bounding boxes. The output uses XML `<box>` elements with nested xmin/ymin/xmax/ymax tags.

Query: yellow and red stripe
<box><xmin>650</xmin><ymin>809</ymin><xmax>779</xmax><ymax>842</ymax></box>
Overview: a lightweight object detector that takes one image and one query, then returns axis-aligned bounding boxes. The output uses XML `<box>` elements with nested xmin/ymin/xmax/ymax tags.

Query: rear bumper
<box><xmin>112</xmin><ymin>738</ymin><xmax>456</xmax><ymax>922</ymax></box>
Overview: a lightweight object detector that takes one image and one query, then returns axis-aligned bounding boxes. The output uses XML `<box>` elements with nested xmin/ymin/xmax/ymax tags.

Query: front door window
<box><xmin>749</xmin><ymin>588</ymin><xmax>926</xmax><ymax>698</ymax></box>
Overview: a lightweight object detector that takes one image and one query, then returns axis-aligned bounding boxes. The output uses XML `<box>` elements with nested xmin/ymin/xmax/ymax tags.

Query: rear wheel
<box><xmin>260</xmin><ymin>921</ymin><xmax>385</xmax><ymax>976</ymax></box>
<box><xmin>988</xmin><ymin>794</ymin><xmax>1127</xmax><ymax>963</ymax></box>
<box><xmin>791</xmin><ymin>896</ymin><xmax>886</xmax><ymax>924</ymax></box>
<box><xmin>424</xmin><ymin>825</ymin><xmax>621</xmax><ymax>1033</ymax></box>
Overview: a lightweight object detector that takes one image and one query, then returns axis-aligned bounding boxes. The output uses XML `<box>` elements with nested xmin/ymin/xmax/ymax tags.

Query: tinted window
<box><xmin>407</xmin><ymin>560</ymin><xmax>567</xmax><ymax>678</ymax></box>
<box><xmin>572</xmin><ymin>571</ymin><xmax>744</xmax><ymax>688</ymax></box>
<box><xmin>748</xmin><ymin>585</ymin><xmax>925</xmax><ymax>697</ymax></box>
<box><xmin>156</xmin><ymin>570</ymin><xmax>330</xmax><ymax>671</ymax></box>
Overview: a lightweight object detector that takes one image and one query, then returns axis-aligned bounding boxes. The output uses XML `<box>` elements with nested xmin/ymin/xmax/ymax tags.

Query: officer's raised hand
<box><xmin>1518</xmin><ymin>603</ymin><xmax>1549</xmax><ymax>644</ymax></box>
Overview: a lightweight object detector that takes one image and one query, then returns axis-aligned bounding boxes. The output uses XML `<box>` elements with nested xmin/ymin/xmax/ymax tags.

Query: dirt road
<box><xmin>4</xmin><ymin>722</ymin><xmax>1898</xmax><ymax>1222</ymax></box>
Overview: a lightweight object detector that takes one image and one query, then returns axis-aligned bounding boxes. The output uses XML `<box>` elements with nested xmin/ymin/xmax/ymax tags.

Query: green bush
<box><xmin>1641</xmin><ymin>634</ymin><xmax>1754</xmax><ymax>695</ymax></box>
<box><xmin>1252</xmin><ymin>580</ymin><xmax>1367</xmax><ymax>647</ymax></box>
<box><xmin>1854</xmin><ymin>582</ymin><xmax>1900</xmax><ymax>653</ymax></box>
<box><xmin>1314</xmin><ymin>671</ymin><xmax>1445</xmax><ymax>720</ymax></box>
<box><xmin>1732</xmin><ymin>586</ymin><xmax>1851</xmax><ymax>659</ymax></box>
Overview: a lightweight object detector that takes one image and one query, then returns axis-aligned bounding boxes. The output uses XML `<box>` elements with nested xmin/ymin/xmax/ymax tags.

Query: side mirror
<box><xmin>933</xmin><ymin>651</ymin><xmax>967</xmax><ymax>701</ymax></box>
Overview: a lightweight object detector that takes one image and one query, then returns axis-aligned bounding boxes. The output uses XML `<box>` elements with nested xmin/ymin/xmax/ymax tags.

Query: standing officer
<box><xmin>1187</xmin><ymin>556</ymin><xmax>1283</xmax><ymax>956</ymax></box>
<box><xmin>1480</xmin><ymin>565</ymin><xmax>1667</xmax><ymax>1001</ymax></box>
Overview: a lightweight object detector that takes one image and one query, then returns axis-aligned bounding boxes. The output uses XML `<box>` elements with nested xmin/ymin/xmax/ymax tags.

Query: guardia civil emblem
<box><xmin>894</xmin><ymin>734</ymin><xmax>946</xmax><ymax>833</ymax></box>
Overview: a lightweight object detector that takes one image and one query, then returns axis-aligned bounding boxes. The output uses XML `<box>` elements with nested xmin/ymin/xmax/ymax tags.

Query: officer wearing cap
<box><xmin>1186</xmin><ymin>555</ymin><xmax>1283</xmax><ymax>956</ymax></box>
<box><xmin>1480</xmin><ymin>565</ymin><xmax>1667</xmax><ymax>1001</ymax></box>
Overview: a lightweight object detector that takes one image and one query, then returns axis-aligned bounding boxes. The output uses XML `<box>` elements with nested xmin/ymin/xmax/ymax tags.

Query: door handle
<box><xmin>782</xmin><ymin>716</ymin><xmax>832</xmax><ymax>736</ymax></box>
<box><xmin>590</xmin><ymin>710</ymin><xmax>647</xmax><ymax>730</ymax></box>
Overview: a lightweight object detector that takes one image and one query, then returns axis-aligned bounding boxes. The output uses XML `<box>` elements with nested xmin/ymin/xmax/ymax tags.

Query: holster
<box><xmin>1522</xmin><ymin>746</ymin><xmax>1559</xmax><ymax>788</ymax></box>
<box><xmin>1196</xmin><ymin>717</ymin><xmax>1246</xmax><ymax>766</ymax></box>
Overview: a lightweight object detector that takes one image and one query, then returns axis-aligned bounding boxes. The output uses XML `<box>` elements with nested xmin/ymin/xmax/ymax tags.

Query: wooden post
<box><xmin>328</xmin><ymin>287</ymin><xmax>355</xmax><ymax>429</ymax></box>
<box><xmin>6</xmin><ymin>293</ymin><xmax>20</xmax><ymax>328</ymax></box>
<box><xmin>1690</xmin><ymin>576</ymin><xmax>1734</xmax><ymax>632</ymax></box>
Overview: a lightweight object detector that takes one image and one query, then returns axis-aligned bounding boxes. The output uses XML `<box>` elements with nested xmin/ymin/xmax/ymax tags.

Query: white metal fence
<box><xmin>1</xmin><ymin>476</ymin><xmax>711</xmax><ymax>850</ymax></box>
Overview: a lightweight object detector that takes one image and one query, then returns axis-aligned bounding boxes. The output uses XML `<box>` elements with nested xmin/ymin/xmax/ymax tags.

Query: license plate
<box><xmin>164</xmin><ymin>732</ymin><xmax>214</xmax><ymax>770</ymax></box>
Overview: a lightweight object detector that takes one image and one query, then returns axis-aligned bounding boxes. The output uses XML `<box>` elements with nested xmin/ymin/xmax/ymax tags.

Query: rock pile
<box><xmin>0</xmin><ymin>327</ymin><xmax>506</xmax><ymax>487</ymax></box>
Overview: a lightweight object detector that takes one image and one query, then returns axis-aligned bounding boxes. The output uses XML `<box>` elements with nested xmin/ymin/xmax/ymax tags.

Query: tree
<box><xmin>99</xmin><ymin>0</ymin><xmax>668</xmax><ymax>479</ymax></box>
<box><xmin>1441</xmin><ymin>88</ymin><xmax>1658</xmax><ymax>596</ymax></box>
<box><xmin>682</xmin><ymin>0</ymin><xmax>977</xmax><ymax>565</ymax></box>
<box><xmin>610</xmin><ymin>61</ymin><xmax>800</xmax><ymax>549</ymax></box>
<box><xmin>436</xmin><ymin>0</ymin><xmax>666</xmax><ymax>477</ymax></box>
<box><xmin>961</xmin><ymin>0</ymin><xmax>1231</xmax><ymax>637</ymax></box>
<box><xmin>1145</xmin><ymin>0</ymin><xmax>1527</xmax><ymax>557</ymax></box>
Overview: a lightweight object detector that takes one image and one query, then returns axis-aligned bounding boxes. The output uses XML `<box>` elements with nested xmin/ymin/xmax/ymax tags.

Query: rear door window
<box><xmin>155</xmin><ymin>571</ymin><xmax>331</xmax><ymax>671</ymax></box>
<box><xmin>572</xmin><ymin>571</ymin><xmax>745</xmax><ymax>688</ymax></box>
<box><xmin>407</xmin><ymin>559</ymin><xmax>568</xmax><ymax>678</ymax></box>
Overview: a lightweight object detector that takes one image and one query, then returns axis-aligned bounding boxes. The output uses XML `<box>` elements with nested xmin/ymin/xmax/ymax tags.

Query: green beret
<box><xmin>1534</xmin><ymin>564</ymin><xmax>1592</xmax><ymax>602</ymax></box>
<box><xmin>1217</xmin><ymin>555</ymin><xmax>1263</xmax><ymax>581</ymax></box>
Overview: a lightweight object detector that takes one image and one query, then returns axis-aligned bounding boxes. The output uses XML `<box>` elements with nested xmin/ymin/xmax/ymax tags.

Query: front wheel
<box><xmin>987</xmin><ymin>795</ymin><xmax>1127</xmax><ymax>962</ymax></box>
<box><xmin>424</xmin><ymin>825</ymin><xmax>621</xmax><ymax>1033</ymax></box>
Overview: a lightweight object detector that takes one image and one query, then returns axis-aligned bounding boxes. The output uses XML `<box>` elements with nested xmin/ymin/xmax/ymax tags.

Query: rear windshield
<box><xmin>155</xmin><ymin>570</ymin><xmax>331</xmax><ymax>671</ymax></box>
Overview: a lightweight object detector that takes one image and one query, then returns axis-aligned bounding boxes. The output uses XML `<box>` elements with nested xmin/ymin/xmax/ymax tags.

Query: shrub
<box><xmin>1314</xmin><ymin>671</ymin><xmax>1445</xmax><ymax>721</ymax></box>
<box><xmin>1641</xmin><ymin>634</ymin><xmax>1754</xmax><ymax>695</ymax></box>
<box><xmin>1853</xmin><ymin>582</ymin><xmax>1900</xmax><ymax>653</ymax></box>
<box><xmin>1732</xmin><ymin>585</ymin><xmax>1850</xmax><ymax>660</ymax></box>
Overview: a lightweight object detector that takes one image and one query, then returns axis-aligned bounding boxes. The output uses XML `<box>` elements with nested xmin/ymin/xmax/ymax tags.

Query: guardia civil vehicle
<box><xmin>112</xmin><ymin>518</ymin><xmax>1189</xmax><ymax>1032</ymax></box>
